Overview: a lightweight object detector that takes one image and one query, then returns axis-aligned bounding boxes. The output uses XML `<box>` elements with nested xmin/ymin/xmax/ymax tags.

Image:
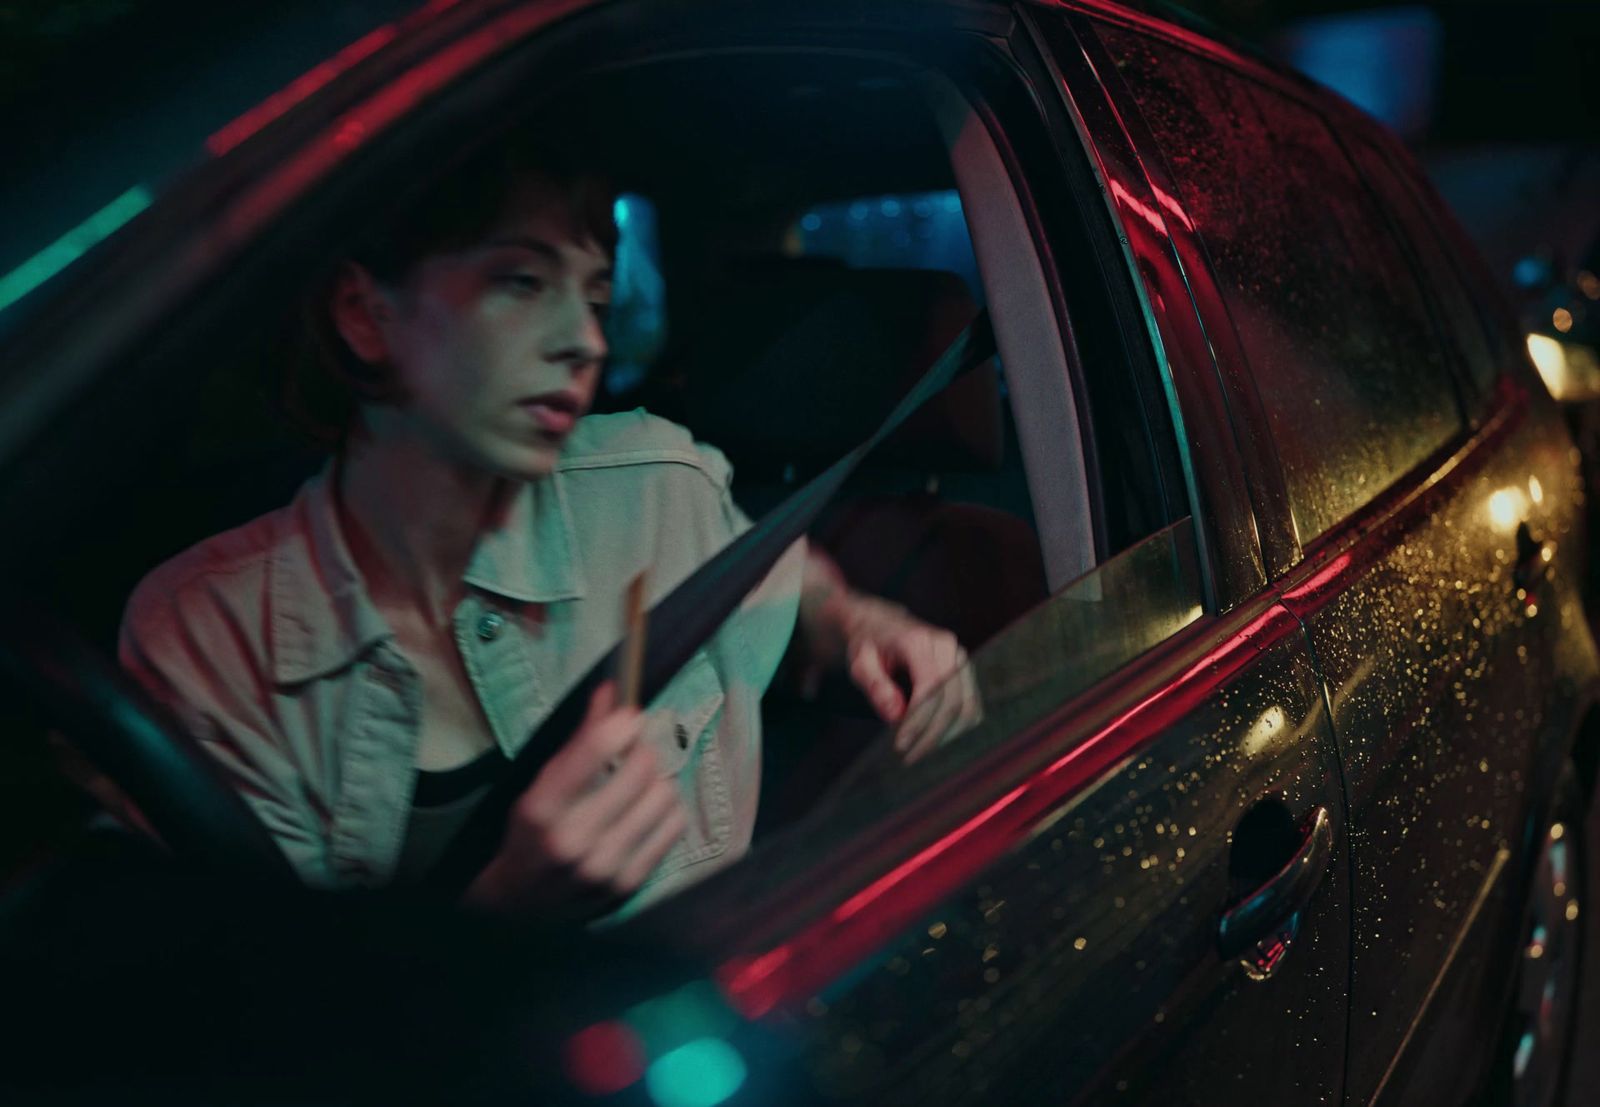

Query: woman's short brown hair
<box><xmin>287</xmin><ymin>138</ymin><xmax>619</xmax><ymax>445</ymax></box>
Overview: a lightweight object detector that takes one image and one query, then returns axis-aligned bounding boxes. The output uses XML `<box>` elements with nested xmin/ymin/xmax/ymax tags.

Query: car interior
<box><xmin>0</xmin><ymin>39</ymin><xmax>1177</xmax><ymax>883</ymax></box>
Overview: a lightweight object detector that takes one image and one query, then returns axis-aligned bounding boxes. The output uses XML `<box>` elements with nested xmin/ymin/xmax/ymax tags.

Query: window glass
<box><xmin>1100</xmin><ymin>28</ymin><xmax>1464</xmax><ymax>544</ymax></box>
<box><xmin>1353</xmin><ymin>141</ymin><xmax>1499</xmax><ymax>402</ymax></box>
<box><xmin>786</xmin><ymin>174</ymin><xmax>1178</xmax><ymax>560</ymax></box>
<box><xmin>787</xmin><ymin>189</ymin><xmax>984</xmax><ymax>302</ymax></box>
<box><xmin>818</xmin><ymin>517</ymin><xmax>1203</xmax><ymax>815</ymax></box>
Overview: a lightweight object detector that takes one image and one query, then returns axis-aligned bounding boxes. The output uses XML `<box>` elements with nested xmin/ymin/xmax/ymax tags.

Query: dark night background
<box><xmin>2</xmin><ymin>0</ymin><xmax>1598</xmax><ymax>1100</ymax></box>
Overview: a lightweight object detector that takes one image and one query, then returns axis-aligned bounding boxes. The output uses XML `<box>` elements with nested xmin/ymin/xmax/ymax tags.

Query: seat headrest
<box><xmin>667</xmin><ymin>259</ymin><xmax>1004</xmax><ymax>476</ymax></box>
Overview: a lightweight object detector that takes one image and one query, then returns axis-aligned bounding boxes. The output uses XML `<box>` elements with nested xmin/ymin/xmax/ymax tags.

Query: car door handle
<box><xmin>1217</xmin><ymin>805</ymin><xmax>1334</xmax><ymax>979</ymax></box>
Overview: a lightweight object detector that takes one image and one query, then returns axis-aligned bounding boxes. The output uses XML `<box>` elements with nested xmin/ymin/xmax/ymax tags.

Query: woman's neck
<box><xmin>335</xmin><ymin>428</ymin><xmax>510</xmax><ymax>629</ymax></box>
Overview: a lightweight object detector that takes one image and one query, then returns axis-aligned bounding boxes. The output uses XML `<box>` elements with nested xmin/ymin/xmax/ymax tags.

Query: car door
<box><xmin>0</xmin><ymin>2</ymin><xmax>1352</xmax><ymax>1103</ymax></box>
<box><xmin>1078</xmin><ymin>12</ymin><xmax>1600</xmax><ymax>1104</ymax></box>
<box><xmin>634</xmin><ymin>8</ymin><xmax>1352</xmax><ymax>1104</ymax></box>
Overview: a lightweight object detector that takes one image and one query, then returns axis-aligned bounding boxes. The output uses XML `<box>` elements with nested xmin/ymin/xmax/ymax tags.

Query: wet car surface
<box><xmin>0</xmin><ymin>1</ymin><xmax>1596</xmax><ymax>1105</ymax></box>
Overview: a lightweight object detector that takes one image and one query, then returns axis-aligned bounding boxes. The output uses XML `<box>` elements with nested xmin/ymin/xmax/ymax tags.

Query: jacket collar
<box><xmin>463</xmin><ymin>466</ymin><xmax>587</xmax><ymax>605</ymax></box>
<box><xmin>268</xmin><ymin>460</ymin><xmax>587</xmax><ymax>684</ymax></box>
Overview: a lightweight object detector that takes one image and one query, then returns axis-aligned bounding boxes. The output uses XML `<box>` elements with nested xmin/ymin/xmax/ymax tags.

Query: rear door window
<box><xmin>1098</xmin><ymin>27</ymin><xmax>1465</xmax><ymax>545</ymax></box>
<box><xmin>1351</xmin><ymin>141</ymin><xmax>1503</xmax><ymax>405</ymax></box>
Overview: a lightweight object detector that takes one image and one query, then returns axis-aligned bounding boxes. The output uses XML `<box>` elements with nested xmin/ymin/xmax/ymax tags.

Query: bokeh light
<box><xmin>564</xmin><ymin>1020</ymin><xmax>646</xmax><ymax>1097</ymax></box>
<box><xmin>645</xmin><ymin>1038</ymin><xmax>748</xmax><ymax>1107</ymax></box>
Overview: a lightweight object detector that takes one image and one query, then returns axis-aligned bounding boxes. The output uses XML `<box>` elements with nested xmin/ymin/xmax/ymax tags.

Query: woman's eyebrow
<box><xmin>484</xmin><ymin>235</ymin><xmax>613</xmax><ymax>283</ymax></box>
<box><xmin>483</xmin><ymin>236</ymin><xmax>563</xmax><ymax>264</ymax></box>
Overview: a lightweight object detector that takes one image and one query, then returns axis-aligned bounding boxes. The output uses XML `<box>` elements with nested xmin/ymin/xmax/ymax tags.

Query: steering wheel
<box><xmin>0</xmin><ymin>601</ymin><xmax>295</xmax><ymax>882</ymax></box>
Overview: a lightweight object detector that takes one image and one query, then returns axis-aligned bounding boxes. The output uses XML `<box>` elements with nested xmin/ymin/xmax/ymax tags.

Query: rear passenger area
<box><xmin>619</xmin><ymin>256</ymin><xmax>1048</xmax><ymax>833</ymax></box>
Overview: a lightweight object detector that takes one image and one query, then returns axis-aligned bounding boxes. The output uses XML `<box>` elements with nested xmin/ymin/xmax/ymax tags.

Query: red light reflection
<box><xmin>1109</xmin><ymin>178</ymin><xmax>1165</xmax><ymax>235</ymax></box>
<box><xmin>563</xmin><ymin>1020</ymin><xmax>645</xmax><ymax>1096</ymax></box>
<box><xmin>720</xmin><ymin>604</ymin><xmax>1300</xmax><ymax>1018</ymax></box>
<box><xmin>206</xmin><ymin>25</ymin><xmax>399</xmax><ymax>157</ymax></box>
<box><xmin>1107</xmin><ymin>179</ymin><xmax>1194</xmax><ymax>236</ymax></box>
<box><xmin>1150</xmin><ymin>183</ymin><xmax>1195</xmax><ymax>232</ymax></box>
<box><xmin>214</xmin><ymin>2</ymin><xmax>578</xmax><ymax>250</ymax></box>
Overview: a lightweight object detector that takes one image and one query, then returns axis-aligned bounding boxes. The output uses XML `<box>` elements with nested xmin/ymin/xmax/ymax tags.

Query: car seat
<box><xmin>637</xmin><ymin>257</ymin><xmax>1049</xmax><ymax>832</ymax></box>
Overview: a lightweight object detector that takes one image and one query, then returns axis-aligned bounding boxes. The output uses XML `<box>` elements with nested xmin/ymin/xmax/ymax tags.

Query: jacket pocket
<box><xmin>645</xmin><ymin>650</ymin><xmax>724</xmax><ymax>774</ymax></box>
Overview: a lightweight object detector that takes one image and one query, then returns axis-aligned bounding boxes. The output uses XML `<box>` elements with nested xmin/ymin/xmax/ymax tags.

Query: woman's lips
<box><xmin>519</xmin><ymin>399</ymin><xmax>578</xmax><ymax>436</ymax></box>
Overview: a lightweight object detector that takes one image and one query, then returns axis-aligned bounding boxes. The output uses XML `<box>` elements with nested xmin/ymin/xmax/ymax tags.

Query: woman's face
<box><xmin>364</xmin><ymin>177</ymin><xmax>613</xmax><ymax>479</ymax></box>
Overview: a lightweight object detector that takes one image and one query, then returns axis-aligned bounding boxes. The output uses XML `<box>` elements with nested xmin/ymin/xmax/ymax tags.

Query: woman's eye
<box><xmin>499</xmin><ymin>273</ymin><xmax>545</xmax><ymax>294</ymax></box>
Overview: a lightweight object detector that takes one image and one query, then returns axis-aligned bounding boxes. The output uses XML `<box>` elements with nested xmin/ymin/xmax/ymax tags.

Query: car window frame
<box><xmin>927</xmin><ymin>61</ymin><xmax>1100</xmax><ymax>593</ymax></box>
<box><xmin>1075</xmin><ymin>9</ymin><xmax>1484</xmax><ymax>577</ymax></box>
<box><xmin>1027</xmin><ymin>6</ymin><xmax>1266</xmax><ymax>612</ymax></box>
<box><xmin>626</xmin><ymin>0</ymin><xmax>1239</xmax><ymax>940</ymax></box>
<box><xmin>0</xmin><ymin>0</ymin><xmax>1234</xmax><ymax>939</ymax></box>
<box><xmin>1000</xmin><ymin>6</ymin><xmax>1192</xmax><ymax>569</ymax></box>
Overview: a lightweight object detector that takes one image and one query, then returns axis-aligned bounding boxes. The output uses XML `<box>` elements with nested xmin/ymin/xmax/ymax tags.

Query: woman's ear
<box><xmin>329</xmin><ymin>262</ymin><xmax>394</xmax><ymax>366</ymax></box>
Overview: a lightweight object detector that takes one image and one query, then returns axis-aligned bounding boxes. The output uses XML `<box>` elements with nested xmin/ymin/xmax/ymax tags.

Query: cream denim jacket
<box><xmin>119</xmin><ymin>411</ymin><xmax>805</xmax><ymax>906</ymax></box>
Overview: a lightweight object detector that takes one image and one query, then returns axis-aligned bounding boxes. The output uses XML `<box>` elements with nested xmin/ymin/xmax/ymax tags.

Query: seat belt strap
<box><xmin>429</xmin><ymin>310</ymin><xmax>996</xmax><ymax>893</ymax></box>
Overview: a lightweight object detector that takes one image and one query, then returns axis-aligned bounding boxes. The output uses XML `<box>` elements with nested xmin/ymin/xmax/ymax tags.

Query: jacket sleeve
<box><xmin>118</xmin><ymin>568</ymin><xmax>336</xmax><ymax>887</ymax></box>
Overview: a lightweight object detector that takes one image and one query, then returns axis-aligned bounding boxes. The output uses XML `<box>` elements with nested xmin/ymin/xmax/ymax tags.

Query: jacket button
<box><xmin>475</xmin><ymin>612</ymin><xmax>504</xmax><ymax>641</ymax></box>
<box><xmin>675</xmin><ymin>724</ymin><xmax>690</xmax><ymax>750</ymax></box>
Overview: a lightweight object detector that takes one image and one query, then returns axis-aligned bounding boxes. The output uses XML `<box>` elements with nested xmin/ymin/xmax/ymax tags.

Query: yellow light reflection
<box><xmin>1239</xmin><ymin>705</ymin><xmax>1288</xmax><ymax>757</ymax></box>
<box><xmin>1487</xmin><ymin>487</ymin><xmax>1527</xmax><ymax>532</ymax></box>
<box><xmin>1554</xmin><ymin>307</ymin><xmax>1574</xmax><ymax>333</ymax></box>
<box><xmin>1528</xmin><ymin>333</ymin><xmax>1570</xmax><ymax>395</ymax></box>
<box><xmin>1530</xmin><ymin>332</ymin><xmax>1600</xmax><ymax>401</ymax></box>
<box><xmin>1528</xmin><ymin>476</ymin><xmax>1544</xmax><ymax>504</ymax></box>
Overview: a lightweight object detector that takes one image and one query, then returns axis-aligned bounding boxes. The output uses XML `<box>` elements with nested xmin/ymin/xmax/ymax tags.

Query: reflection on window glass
<box><xmin>789</xmin><ymin>190</ymin><xmax>984</xmax><ymax>305</ymax></box>
<box><xmin>1355</xmin><ymin>143</ymin><xmax>1499</xmax><ymax>401</ymax></box>
<box><xmin>819</xmin><ymin>518</ymin><xmax>1203</xmax><ymax>816</ymax></box>
<box><xmin>1101</xmin><ymin>29</ymin><xmax>1463</xmax><ymax>545</ymax></box>
<box><xmin>605</xmin><ymin>193</ymin><xmax>666</xmax><ymax>394</ymax></box>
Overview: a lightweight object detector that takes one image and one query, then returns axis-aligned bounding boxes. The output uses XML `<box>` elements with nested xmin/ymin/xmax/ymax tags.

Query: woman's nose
<box><xmin>545</xmin><ymin>289</ymin><xmax>608</xmax><ymax>369</ymax></box>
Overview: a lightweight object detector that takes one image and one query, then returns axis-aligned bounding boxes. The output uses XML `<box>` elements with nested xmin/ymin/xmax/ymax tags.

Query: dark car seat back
<box><xmin>647</xmin><ymin>259</ymin><xmax>1051</xmax><ymax>834</ymax></box>
<box><xmin>654</xmin><ymin>258</ymin><xmax>1047</xmax><ymax>651</ymax></box>
<box><xmin>673</xmin><ymin>258</ymin><xmax>1003</xmax><ymax>481</ymax></box>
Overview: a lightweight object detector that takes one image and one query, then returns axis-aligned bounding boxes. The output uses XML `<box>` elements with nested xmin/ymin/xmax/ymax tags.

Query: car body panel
<box><xmin>1275</xmin><ymin>380</ymin><xmax>1587</xmax><ymax>1105</ymax></box>
<box><xmin>797</xmin><ymin>624</ymin><xmax>1347</xmax><ymax>1106</ymax></box>
<box><xmin>1053</xmin><ymin>10</ymin><xmax>1600</xmax><ymax>1105</ymax></box>
<box><xmin>643</xmin><ymin>530</ymin><xmax>1351</xmax><ymax>1105</ymax></box>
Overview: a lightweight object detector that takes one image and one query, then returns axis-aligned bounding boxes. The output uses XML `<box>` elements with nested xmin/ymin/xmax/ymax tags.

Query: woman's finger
<box><xmin>536</xmin><ymin>687</ymin><xmax>643</xmax><ymax>804</ymax></box>
<box><xmin>613</xmin><ymin>803</ymin><xmax>690</xmax><ymax>891</ymax></box>
<box><xmin>564</xmin><ymin>734</ymin><xmax>661</xmax><ymax>833</ymax></box>
<box><xmin>900</xmin><ymin>632</ymin><xmax>961</xmax><ymax>712</ymax></box>
<box><xmin>899</xmin><ymin>679</ymin><xmax>961</xmax><ymax>762</ymax></box>
<box><xmin>581</xmin><ymin>777</ymin><xmax>684</xmax><ymax>888</ymax></box>
<box><xmin>849</xmin><ymin>640</ymin><xmax>906</xmax><ymax>722</ymax></box>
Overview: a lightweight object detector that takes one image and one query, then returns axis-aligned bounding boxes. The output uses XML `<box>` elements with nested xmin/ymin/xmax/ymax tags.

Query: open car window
<box><xmin>1</xmin><ymin>5</ymin><xmax>1196</xmax><ymax>919</ymax></box>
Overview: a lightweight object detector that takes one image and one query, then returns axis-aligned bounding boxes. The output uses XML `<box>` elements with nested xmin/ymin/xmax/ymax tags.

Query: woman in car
<box><xmin>115</xmin><ymin>132</ymin><xmax>971</xmax><ymax>914</ymax></box>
